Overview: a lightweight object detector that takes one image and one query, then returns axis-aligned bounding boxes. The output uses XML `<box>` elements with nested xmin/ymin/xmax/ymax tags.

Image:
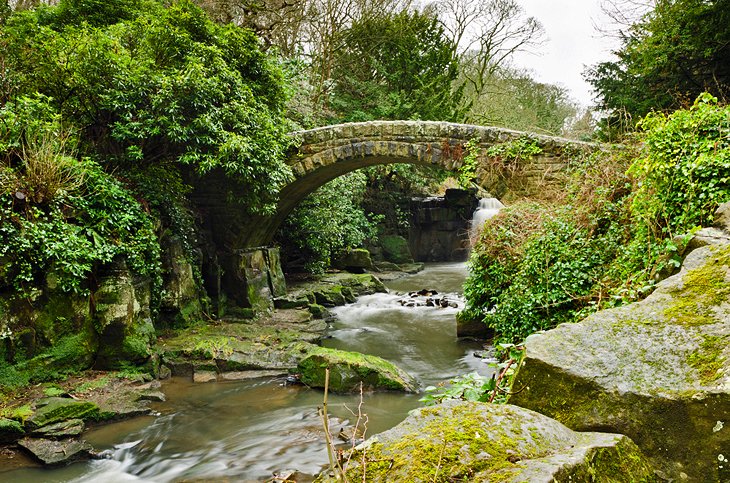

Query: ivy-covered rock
<box><xmin>317</xmin><ymin>401</ymin><xmax>655</xmax><ymax>482</ymax></box>
<box><xmin>27</xmin><ymin>398</ymin><xmax>99</xmax><ymax>430</ymax></box>
<box><xmin>510</xmin><ymin>242</ymin><xmax>730</xmax><ymax>481</ymax></box>
<box><xmin>297</xmin><ymin>347</ymin><xmax>418</xmax><ymax>393</ymax></box>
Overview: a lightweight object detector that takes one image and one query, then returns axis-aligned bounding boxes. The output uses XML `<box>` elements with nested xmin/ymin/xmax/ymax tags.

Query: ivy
<box><xmin>630</xmin><ymin>93</ymin><xmax>730</xmax><ymax>237</ymax></box>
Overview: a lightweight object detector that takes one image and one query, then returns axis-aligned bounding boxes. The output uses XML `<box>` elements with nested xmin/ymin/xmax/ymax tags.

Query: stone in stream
<box><xmin>31</xmin><ymin>418</ymin><xmax>85</xmax><ymax>438</ymax></box>
<box><xmin>510</xmin><ymin>242</ymin><xmax>730</xmax><ymax>481</ymax></box>
<box><xmin>17</xmin><ymin>437</ymin><xmax>95</xmax><ymax>466</ymax></box>
<box><xmin>316</xmin><ymin>400</ymin><xmax>655</xmax><ymax>482</ymax></box>
<box><xmin>297</xmin><ymin>347</ymin><xmax>418</xmax><ymax>393</ymax></box>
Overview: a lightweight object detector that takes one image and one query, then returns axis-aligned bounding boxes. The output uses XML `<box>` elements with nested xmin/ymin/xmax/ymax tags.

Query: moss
<box><xmin>664</xmin><ymin>244</ymin><xmax>730</xmax><ymax>326</ymax></box>
<box><xmin>0</xmin><ymin>417</ymin><xmax>24</xmax><ymax>443</ymax></box>
<box><xmin>687</xmin><ymin>335</ymin><xmax>727</xmax><ymax>385</ymax></box>
<box><xmin>340</xmin><ymin>404</ymin><xmax>528</xmax><ymax>482</ymax></box>
<box><xmin>27</xmin><ymin>397</ymin><xmax>100</xmax><ymax>429</ymax></box>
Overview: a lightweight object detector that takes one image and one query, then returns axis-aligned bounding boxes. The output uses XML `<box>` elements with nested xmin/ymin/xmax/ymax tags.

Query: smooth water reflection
<box><xmin>2</xmin><ymin>263</ymin><xmax>490</xmax><ymax>482</ymax></box>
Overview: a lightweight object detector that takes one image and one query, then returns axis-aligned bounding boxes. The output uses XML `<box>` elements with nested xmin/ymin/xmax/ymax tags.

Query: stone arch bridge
<box><xmin>194</xmin><ymin>121</ymin><xmax>595</xmax><ymax>308</ymax></box>
<box><xmin>246</xmin><ymin>120</ymin><xmax>593</xmax><ymax>248</ymax></box>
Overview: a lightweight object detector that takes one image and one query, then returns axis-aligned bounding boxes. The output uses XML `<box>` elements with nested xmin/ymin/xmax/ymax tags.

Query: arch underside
<box><xmin>241</xmin><ymin>150</ymin><xmax>455</xmax><ymax>248</ymax></box>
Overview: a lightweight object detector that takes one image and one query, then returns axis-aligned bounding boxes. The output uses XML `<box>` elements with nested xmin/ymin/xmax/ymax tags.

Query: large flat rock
<box><xmin>511</xmin><ymin>243</ymin><xmax>730</xmax><ymax>481</ymax></box>
<box><xmin>317</xmin><ymin>400</ymin><xmax>655</xmax><ymax>482</ymax></box>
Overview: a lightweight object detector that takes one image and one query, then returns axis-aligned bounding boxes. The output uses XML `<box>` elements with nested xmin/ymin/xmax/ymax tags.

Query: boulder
<box><xmin>317</xmin><ymin>401</ymin><xmax>655</xmax><ymax>482</ymax></box>
<box><xmin>18</xmin><ymin>437</ymin><xmax>94</xmax><ymax>466</ymax></box>
<box><xmin>297</xmin><ymin>347</ymin><xmax>418</xmax><ymax>393</ymax></box>
<box><xmin>0</xmin><ymin>417</ymin><xmax>24</xmax><ymax>443</ymax></box>
<box><xmin>334</xmin><ymin>248</ymin><xmax>374</xmax><ymax>273</ymax></box>
<box><xmin>380</xmin><ymin>235</ymin><xmax>414</xmax><ymax>264</ymax></box>
<box><xmin>510</xmin><ymin>242</ymin><xmax>730</xmax><ymax>481</ymax></box>
<box><xmin>93</xmin><ymin>260</ymin><xmax>155</xmax><ymax>369</ymax></box>
<box><xmin>27</xmin><ymin>398</ymin><xmax>99</xmax><ymax>430</ymax></box>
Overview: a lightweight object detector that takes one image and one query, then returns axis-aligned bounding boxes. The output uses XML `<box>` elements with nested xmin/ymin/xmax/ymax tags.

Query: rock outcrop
<box><xmin>510</xmin><ymin>241</ymin><xmax>730</xmax><ymax>481</ymax></box>
<box><xmin>318</xmin><ymin>400</ymin><xmax>655</xmax><ymax>482</ymax></box>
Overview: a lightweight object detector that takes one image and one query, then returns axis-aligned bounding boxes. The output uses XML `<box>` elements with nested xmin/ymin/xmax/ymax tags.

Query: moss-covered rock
<box><xmin>0</xmin><ymin>417</ymin><xmax>24</xmax><ymax>443</ymax></box>
<box><xmin>317</xmin><ymin>401</ymin><xmax>655</xmax><ymax>482</ymax></box>
<box><xmin>380</xmin><ymin>235</ymin><xmax>414</xmax><ymax>264</ymax></box>
<box><xmin>297</xmin><ymin>347</ymin><xmax>418</xmax><ymax>393</ymax></box>
<box><xmin>27</xmin><ymin>397</ymin><xmax>100</xmax><ymax>430</ymax></box>
<box><xmin>93</xmin><ymin>261</ymin><xmax>155</xmax><ymax>369</ymax></box>
<box><xmin>333</xmin><ymin>248</ymin><xmax>374</xmax><ymax>273</ymax></box>
<box><xmin>510</xmin><ymin>243</ymin><xmax>730</xmax><ymax>481</ymax></box>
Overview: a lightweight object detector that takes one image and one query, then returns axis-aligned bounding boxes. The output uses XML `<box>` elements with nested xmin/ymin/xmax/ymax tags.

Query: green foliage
<box><xmin>278</xmin><ymin>172</ymin><xmax>379</xmax><ymax>273</ymax></box>
<box><xmin>630</xmin><ymin>93</ymin><xmax>730</xmax><ymax>237</ymax></box>
<box><xmin>457</xmin><ymin>138</ymin><xmax>480</xmax><ymax>189</ymax></box>
<box><xmin>0</xmin><ymin>98</ymin><xmax>159</xmax><ymax>295</ymax></box>
<box><xmin>586</xmin><ymin>0</ymin><xmax>730</xmax><ymax>133</ymax></box>
<box><xmin>485</xmin><ymin>136</ymin><xmax>543</xmax><ymax>161</ymax></box>
<box><xmin>420</xmin><ymin>344</ymin><xmax>524</xmax><ymax>406</ymax></box>
<box><xmin>464</xmin><ymin>97</ymin><xmax>730</xmax><ymax>344</ymax></box>
<box><xmin>329</xmin><ymin>8</ymin><xmax>462</xmax><ymax>122</ymax></box>
<box><xmin>1</xmin><ymin>0</ymin><xmax>292</xmax><ymax>214</ymax></box>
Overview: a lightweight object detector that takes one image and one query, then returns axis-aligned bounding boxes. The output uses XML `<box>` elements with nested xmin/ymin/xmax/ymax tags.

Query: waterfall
<box><xmin>470</xmin><ymin>198</ymin><xmax>504</xmax><ymax>240</ymax></box>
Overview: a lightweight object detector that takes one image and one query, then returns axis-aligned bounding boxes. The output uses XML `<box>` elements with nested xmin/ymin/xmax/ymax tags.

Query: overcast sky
<box><xmin>511</xmin><ymin>0</ymin><xmax>621</xmax><ymax>107</ymax></box>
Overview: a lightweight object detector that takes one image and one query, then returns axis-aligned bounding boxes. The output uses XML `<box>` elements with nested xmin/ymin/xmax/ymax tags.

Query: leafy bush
<box><xmin>277</xmin><ymin>172</ymin><xmax>379</xmax><ymax>273</ymax></box>
<box><xmin>1</xmin><ymin>0</ymin><xmax>292</xmax><ymax>214</ymax></box>
<box><xmin>630</xmin><ymin>93</ymin><xmax>730</xmax><ymax>237</ymax></box>
<box><xmin>0</xmin><ymin>99</ymin><xmax>159</xmax><ymax>296</ymax></box>
<box><xmin>462</xmin><ymin>95</ymin><xmax>730</xmax><ymax>344</ymax></box>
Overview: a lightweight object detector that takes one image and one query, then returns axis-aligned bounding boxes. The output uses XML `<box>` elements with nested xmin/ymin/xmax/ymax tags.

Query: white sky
<box><xmin>512</xmin><ymin>0</ymin><xmax>621</xmax><ymax>107</ymax></box>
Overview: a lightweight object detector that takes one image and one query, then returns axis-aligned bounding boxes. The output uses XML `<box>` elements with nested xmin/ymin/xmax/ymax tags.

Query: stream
<box><xmin>5</xmin><ymin>263</ymin><xmax>491</xmax><ymax>482</ymax></box>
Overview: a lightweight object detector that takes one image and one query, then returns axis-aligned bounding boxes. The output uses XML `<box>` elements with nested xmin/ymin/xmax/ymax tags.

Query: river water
<box><xmin>4</xmin><ymin>263</ymin><xmax>491</xmax><ymax>482</ymax></box>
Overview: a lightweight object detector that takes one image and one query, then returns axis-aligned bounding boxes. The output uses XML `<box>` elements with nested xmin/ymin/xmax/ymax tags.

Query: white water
<box><xmin>470</xmin><ymin>197</ymin><xmax>504</xmax><ymax>239</ymax></box>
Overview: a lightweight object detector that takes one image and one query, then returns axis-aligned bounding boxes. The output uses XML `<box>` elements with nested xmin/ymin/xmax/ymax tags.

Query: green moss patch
<box><xmin>27</xmin><ymin>397</ymin><xmax>100</xmax><ymax>429</ymax></box>
<box><xmin>664</xmin><ymin>244</ymin><xmax>730</xmax><ymax>326</ymax></box>
<box><xmin>687</xmin><ymin>335</ymin><xmax>727</xmax><ymax>385</ymax></box>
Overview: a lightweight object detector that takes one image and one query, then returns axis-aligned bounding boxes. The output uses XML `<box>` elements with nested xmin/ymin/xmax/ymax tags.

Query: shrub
<box><xmin>630</xmin><ymin>93</ymin><xmax>730</xmax><ymax>237</ymax></box>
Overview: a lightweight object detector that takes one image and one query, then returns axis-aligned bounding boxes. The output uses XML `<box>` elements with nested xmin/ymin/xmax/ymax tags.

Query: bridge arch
<box><xmin>239</xmin><ymin>120</ymin><xmax>593</xmax><ymax>248</ymax></box>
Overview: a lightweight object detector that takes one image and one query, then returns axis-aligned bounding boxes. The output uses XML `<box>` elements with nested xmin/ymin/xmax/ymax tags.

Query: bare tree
<box><xmin>435</xmin><ymin>0</ymin><xmax>545</xmax><ymax>115</ymax></box>
<box><xmin>597</xmin><ymin>0</ymin><xmax>655</xmax><ymax>39</ymax></box>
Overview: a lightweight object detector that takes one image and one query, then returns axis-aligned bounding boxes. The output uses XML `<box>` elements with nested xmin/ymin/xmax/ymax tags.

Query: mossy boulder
<box><xmin>380</xmin><ymin>235</ymin><xmax>414</xmax><ymax>264</ymax></box>
<box><xmin>297</xmin><ymin>347</ymin><xmax>418</xmax><ymax>393</ymax></box>
<box><xmin>93</xmin><ymin>261</ymin><xmax>155</xmax><ymax>369</ymax></box>
<box><xmin>510</xmin><ymin>243</ymin><xmax>730</xmax><ymax>481</ymax></box>
<box><xmin>0</xmin><ymin>417</ymin><xmax>24</xmax><ymax>443</ymax></box>
<box><xmin>333</xmin><ymin>248</ymin><xmax>374</xmax><ymax>273</ymax></box>
<box><xmin>313</xmin><ymin>286</ymin><xmax>347</xmax><ymax>307</ymax></box>
<box><xmin>27</xmin><ymin>397</ymin><xmax>100</xmax><ymax>430</ymax></box>
<box><xmin>318</xmin><ymin>401</ymin><xmax>655</xmax><ymax>482</ymax></box>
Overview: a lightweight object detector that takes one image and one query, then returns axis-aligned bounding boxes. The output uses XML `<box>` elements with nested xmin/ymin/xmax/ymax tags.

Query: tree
<box><xmin>436</xmin><ymin>0</ymin><xmax>544</xmax><ymax>113</ymax></box>
<box><xmin>329</xmin><ymin>8</ymin><xmax>461</xmax><ymax>121</ymax></box>
<box><xmin>587</xmin><ymin>0</ymin><xmax>730</xmax><ymax>131</ymax></box>
<box><xmin>0</xmin><ymin>0</ymin><xmax>292</xmax><ymax>214</ymax></box>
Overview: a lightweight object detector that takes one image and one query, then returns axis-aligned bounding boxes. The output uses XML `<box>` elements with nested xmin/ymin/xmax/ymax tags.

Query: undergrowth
<box><xmin>462</xmin><ymin>94</ymin><xmax>730</xmax><ymax>344</ymax></box>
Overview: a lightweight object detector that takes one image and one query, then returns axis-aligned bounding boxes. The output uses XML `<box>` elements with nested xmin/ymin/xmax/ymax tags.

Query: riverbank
<box><xmin>0</xmin><ymin>266</ymin><xmax>443</xmax><ymax>472</ymax></box>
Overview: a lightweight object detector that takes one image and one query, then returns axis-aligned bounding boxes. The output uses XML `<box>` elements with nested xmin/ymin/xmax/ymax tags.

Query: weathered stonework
<box><xmin>224</xmin><ymin>121</ymin><xmax>594</xmax><ymax>249</ymax></box>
